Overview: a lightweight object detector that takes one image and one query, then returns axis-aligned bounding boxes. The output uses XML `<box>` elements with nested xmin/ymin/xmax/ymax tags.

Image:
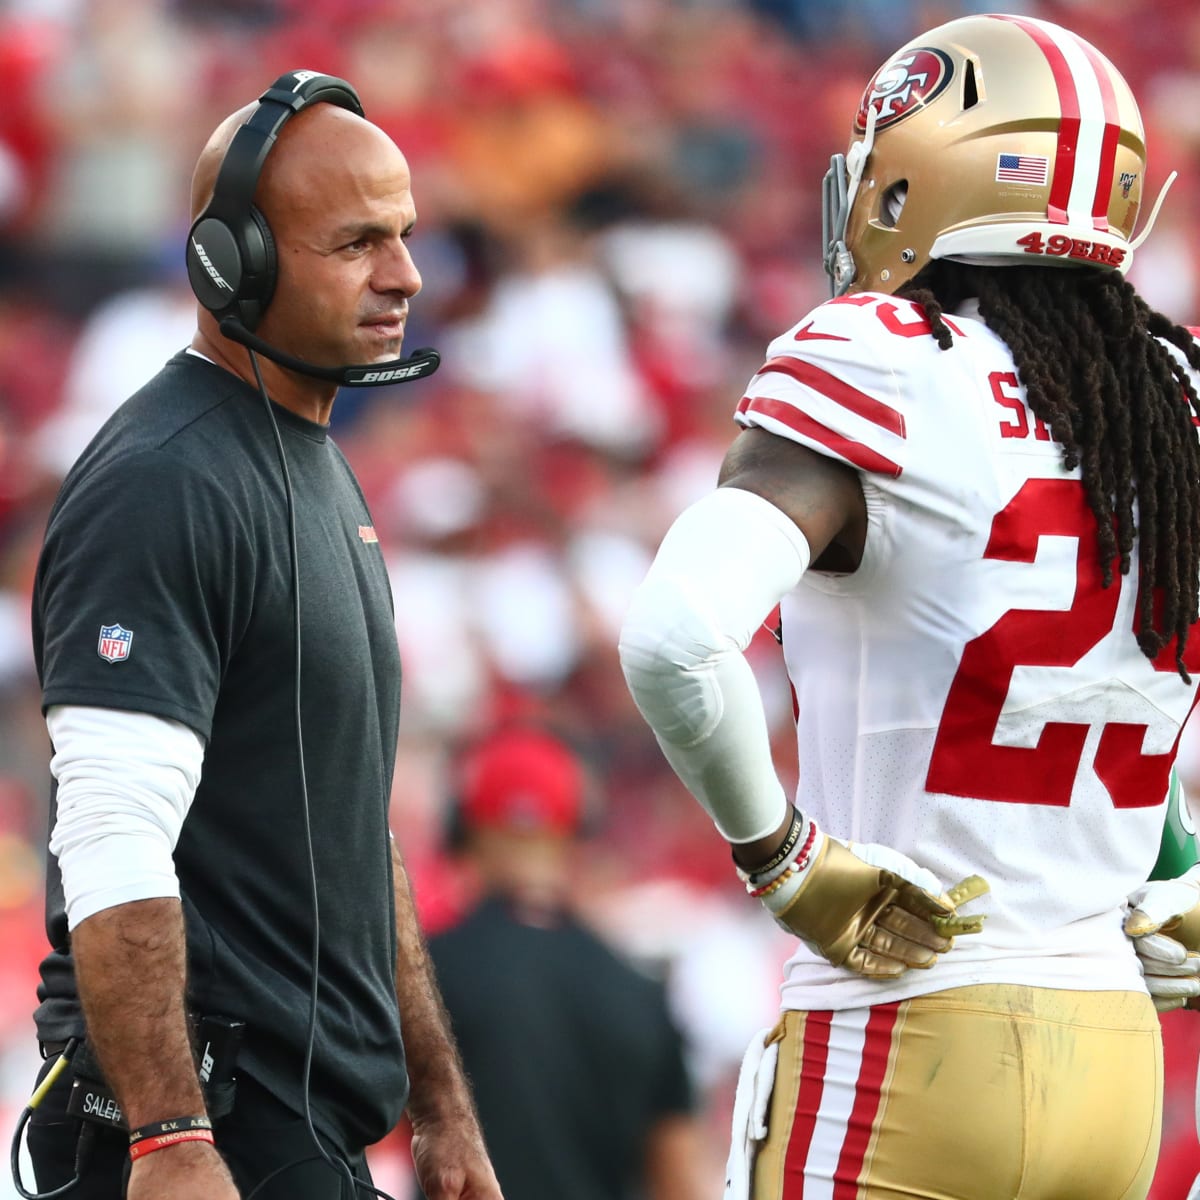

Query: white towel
<box><xmin>723</xmin><ymin>1027</ymin><xmax>780</xmax><ymax>1200</ymax></box>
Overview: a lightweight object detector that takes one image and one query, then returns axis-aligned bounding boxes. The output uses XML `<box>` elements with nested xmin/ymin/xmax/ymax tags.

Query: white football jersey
<box><xmin>734</xmin><ymin>293</ymin><xmax>1200</xmax><ymax>1009</ymax></box>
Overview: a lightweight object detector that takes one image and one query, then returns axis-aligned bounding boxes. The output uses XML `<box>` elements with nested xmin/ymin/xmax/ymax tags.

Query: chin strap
<box><xmin>1128</xmin><ymin>169</ymin><xmax>1178</xmax><ymax>252</ymax></box>
<box><xmin>844</xmin><ymin>102</ymin><xmax>880</xmax><ymax>234</ymax></box>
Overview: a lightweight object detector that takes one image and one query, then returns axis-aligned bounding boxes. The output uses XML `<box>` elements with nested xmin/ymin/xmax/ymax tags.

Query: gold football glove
<box><xmin>758</xmin><ymin>833</ymin><xmax>989</xmax><ymax>979</ymax></box>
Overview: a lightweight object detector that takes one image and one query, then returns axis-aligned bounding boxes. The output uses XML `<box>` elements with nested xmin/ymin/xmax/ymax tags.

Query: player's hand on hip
<box><xmin>126</xmin><ymin>1139</ymin><xmax>241</xmax><ymax>1200</ymax></box>
<box><xmin>1125</xmin><ymin>866</ymin><xmax>1200</xmax><ymax>1012</ymax></box>
<box><xmin>411</xmin><ymin>1112</ymin><xmax>504</xmax><ymax>1200</ymax></box>
<box><xmin>743</xmin><ymin>821</ymin><xmax>989</xmax><ymax>978</ymax></box>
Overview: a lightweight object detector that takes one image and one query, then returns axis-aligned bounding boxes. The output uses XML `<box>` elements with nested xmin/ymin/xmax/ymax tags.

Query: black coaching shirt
<box><xmin>32</xmin><ymin>351</ymin><xmax>406</xmax><ymax>1154</ymax></box>
<box><xmin>424</xmin><ymin>895</ymin><xmax>695</xmax><ymax>1200</ymax></box>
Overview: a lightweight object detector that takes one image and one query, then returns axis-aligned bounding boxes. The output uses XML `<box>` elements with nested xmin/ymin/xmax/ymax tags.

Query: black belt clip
<box><xmin>196</xmin><ymin>1014</ymin><xmax>245</xmax><ymax>1121</ymax></box>
<box><xmin>62</xmin><ymin>1013</ymin><xmax>245</xmax><ymax>1132</ymax></box>
<box><xmin>64</xmin><ymin>1041</ymin><xmax>124</xmax><ymax>1133</ymax></box>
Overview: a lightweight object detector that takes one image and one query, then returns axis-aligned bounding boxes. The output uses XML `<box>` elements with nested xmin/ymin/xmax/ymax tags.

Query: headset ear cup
<box><xmin>187</xmin><ymin>216</ymin><xmax>245</xmax><ymax>316</ymax></box>
<box><xmin>237</xmin><ymin>206</ymin><xmax>278</xmax><ymax>330</ymax></box>
<box><xmin>189</xmin><ymin>73</ymin><xmax>364</xmax><ymax>331</ymax></box>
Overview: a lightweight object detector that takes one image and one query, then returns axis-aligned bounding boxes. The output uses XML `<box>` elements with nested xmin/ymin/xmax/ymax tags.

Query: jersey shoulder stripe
<box><xmin>734</xmin><ymin>297</ymin><xmax>917</xmax><ymax>479</ymax></box>
<box><xmin>736</xmin><ymin>394</ymin><xmax>903</xmax><ymax>477</ymax></box>
<box><xmin>753</xmin><ymin>356</ymin><xmax>907</xmax><ymax>438</ymax></box>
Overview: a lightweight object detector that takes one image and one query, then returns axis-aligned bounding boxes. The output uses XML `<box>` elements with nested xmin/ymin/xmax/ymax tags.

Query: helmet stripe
<box><xmin>1075</xmin><ymin>35</ymin><xmax>1122</xmax><ymax>232</ymax></box>
<box><xmin>994</xmin><ymin>16</ymin><xmax>1079</xmax><ymax>224</ymax></box>
<box><xmin>993</xmin><ymin>16</ymin><xmax>1118</xmax><ymax>232</ymax></box>
<box><xmin>1049</xmin><ymin>26</ymin><xmax>1112</xmax><ymax>228</ymax></box>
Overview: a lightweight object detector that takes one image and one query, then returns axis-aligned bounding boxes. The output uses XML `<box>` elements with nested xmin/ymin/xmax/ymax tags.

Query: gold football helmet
<box><xmin>822</xmin><ymin>14</ymin><xmax>1170</xmax><ymax>296</ymax></box>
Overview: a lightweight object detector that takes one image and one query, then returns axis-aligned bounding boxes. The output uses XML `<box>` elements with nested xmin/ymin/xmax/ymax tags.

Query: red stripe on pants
<box><xmin>782</xmin><ymin>1011</ymin><xmax>833</xmax><ymax>1198</ymax></box>
<box><xmin>833</xmin><ymin>1004</ymin><xmax>901</xmax><ymax>1198</ymax></box>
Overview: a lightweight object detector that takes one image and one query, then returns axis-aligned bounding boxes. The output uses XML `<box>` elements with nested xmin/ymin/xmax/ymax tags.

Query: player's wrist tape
<box><xmin>128</xmin><ymin>1116</ymin><xmax>213</xmax><ymax>1161</ymax></box>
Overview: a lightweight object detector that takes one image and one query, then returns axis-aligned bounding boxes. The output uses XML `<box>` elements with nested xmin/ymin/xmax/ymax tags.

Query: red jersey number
<box><xmin>925</xmin><ymin>477</ymin><xmax>1195</xmax><ymax>809</ymax></box>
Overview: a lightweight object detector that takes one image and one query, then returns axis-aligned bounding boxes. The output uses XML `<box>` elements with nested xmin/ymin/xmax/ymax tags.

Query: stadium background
<box><xmin>0</xmin><ymin>0</ymin><xmax>1198</xmax><ymax>1194</ymax></box>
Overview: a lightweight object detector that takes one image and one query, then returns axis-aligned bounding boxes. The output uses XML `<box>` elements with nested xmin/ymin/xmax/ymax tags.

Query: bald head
<box><xmin>190</xmin><ymin>100</ymin><xmax>405</xmax><ymax>226</ymax></box>
<box><xmin>188</xmin><ymin>88</ymin><xmax>422</xmax><ymax>415</ymax></box>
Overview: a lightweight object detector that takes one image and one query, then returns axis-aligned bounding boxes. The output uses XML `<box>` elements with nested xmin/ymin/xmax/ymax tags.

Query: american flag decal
<box><xmin>97</xmin><ymin>623</ymin><xmax>133</xmax><ymax>663</ymax></box>
<box><xmin>996</xmin><ymin>153</ymin><xmax>1049</xmax><ymax>185</ymax></box>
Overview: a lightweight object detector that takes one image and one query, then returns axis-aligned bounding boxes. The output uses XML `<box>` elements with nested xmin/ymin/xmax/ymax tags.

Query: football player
<box><xmin>620</xmin><ymin>13</ymin><xmax>1200</xmax><ymax>1199</ymax></box>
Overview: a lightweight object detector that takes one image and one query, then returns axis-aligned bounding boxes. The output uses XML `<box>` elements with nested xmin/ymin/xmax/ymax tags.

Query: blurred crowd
<box><xmin>2</xmin><ymin>0</ymin><xmax>1200</xmax><ymax>1195</ymax></box>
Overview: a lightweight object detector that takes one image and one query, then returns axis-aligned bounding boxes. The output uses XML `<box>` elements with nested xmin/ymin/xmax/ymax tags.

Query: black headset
<box><xmin>186</xmin><ymin>70</ymin><xmax>364</xmax><ymax>331</ymax></box>
<box><xmin>185</xmin><ymin>69</ymin><xmax>438</xmax><ymax>387</ymax></box>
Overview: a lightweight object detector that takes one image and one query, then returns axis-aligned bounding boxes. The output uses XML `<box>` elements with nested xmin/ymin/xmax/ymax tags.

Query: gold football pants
<box><xmin>752</xmin><ymin>985</ymin><xmax>1161</xmax><ymax>1200</ymax></box>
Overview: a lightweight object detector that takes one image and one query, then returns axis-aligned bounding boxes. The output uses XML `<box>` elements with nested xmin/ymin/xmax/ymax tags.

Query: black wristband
<box><xmin>734</xmin><ymin>807</ymin><xmax>803</xmax><ymax>880</ymax></box>
<box><xmin>128</xmin><ymin>1115</ymin><xmax>212</xmax><ymax>1145</ymax></box>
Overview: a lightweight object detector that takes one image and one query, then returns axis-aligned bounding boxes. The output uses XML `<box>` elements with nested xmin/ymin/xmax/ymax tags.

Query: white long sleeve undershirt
<box><xmin>47</xmin><ymin>704</ymin><xmax>205</xmax><ymax>930</ymax></box>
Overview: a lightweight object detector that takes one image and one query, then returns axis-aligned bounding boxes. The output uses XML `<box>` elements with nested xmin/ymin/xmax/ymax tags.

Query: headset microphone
<box><xmin>217</xmin><ymin>317</ymin><xmax>440</xmax><ymax>387</ymax></box>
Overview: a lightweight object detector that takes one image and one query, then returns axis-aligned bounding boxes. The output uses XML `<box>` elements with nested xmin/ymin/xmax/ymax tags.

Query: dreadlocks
<box><xmin>897</xmin><ymin>260</ymin><xmax>1200</xmax><ymax>681</ymax></box>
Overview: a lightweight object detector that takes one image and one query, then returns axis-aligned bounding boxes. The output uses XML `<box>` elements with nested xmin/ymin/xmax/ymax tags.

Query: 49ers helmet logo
<box><xmin>855</xmin><ymin>48</ymin><xmax>954</xmax><ymax>131</ymax></box>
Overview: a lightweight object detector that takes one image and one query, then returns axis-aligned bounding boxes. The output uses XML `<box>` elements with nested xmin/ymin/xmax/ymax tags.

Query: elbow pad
<box><xmin>619</xmin><ymin>486</ymin><xmax>811</xmax><ymax>843</ymax></box>
<box><xmin>619</xmin><ymin>574</ymin><xmax>738</xmax><ymax>748</ymax></box>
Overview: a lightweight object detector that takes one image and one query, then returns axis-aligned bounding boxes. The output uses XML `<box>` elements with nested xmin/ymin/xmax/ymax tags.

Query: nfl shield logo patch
<box><xmin>97</xmin><ymin>623</ymin><xmax>133</xmax><ymax>663</ymax></box>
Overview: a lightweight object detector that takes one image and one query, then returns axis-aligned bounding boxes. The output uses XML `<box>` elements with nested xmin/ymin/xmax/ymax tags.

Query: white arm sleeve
<box><xmin>618</xmin><ymin>486</ymin><xmax>811</xmax><ymax>843</ymax></box>
<box><xmin>46</xmin><ymin>704</ymin><xmax>206</xmax><ymax>930</ymax></box>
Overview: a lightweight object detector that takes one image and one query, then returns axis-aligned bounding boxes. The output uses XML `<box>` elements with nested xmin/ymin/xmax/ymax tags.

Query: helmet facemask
<box><xmin>822</xmin><ymin>103</ymin><xmax>881</xmax><ymax>297</ymax></box>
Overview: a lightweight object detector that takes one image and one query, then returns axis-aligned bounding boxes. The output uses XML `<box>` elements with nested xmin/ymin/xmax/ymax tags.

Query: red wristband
<box><xmin>747</xmin><ymin>823</ymin><xmax>820</xmax><ymax>897</ymax></box>
<box><xmin>128</xmin><ymin>1127</ymin><xmax>215</xmax><ymax>1161</ymax></box>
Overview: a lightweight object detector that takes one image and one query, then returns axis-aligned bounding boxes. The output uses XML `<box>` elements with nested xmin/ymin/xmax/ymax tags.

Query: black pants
<box><xmin>24</xmin><ymin>1052</ymin><xmax>375</xmax><ymax>1200</ymax></box>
